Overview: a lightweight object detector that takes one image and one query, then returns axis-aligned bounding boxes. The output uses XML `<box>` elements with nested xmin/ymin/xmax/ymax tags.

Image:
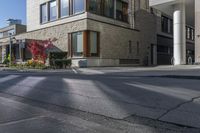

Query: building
<box><xmin>0</xmin><ymin>0</ymin><xmax>197</xmax><ymax>67</ymax></box>
<box><xmin>5</xmin><ymin>0</ymin><xmax>156</xmax><ymax>67</ymax></box>
<box><xmin>150</xmin><ymin>0</ymin><xmax>195</xmax><ymax>65</ymax></box>
<box><xmin>0</xmin><ymin>22</ymin><xmax>27</xmax><ymax>63</ymax></box>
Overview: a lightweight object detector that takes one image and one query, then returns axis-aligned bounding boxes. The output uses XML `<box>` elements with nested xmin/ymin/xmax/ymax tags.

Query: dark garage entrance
<box><xmin>157</xmin><ymin>35</ymin><xmax>173</xmax><ymax>65</ymax></box>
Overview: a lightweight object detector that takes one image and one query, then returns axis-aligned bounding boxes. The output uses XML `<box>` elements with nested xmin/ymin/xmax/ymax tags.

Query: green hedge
<box><xmin>49</xmin><ymin>52</ymin><xmax>68</xmax><ymax>60</ymax></box>
<box><xmin>53</xmin><ymin>59</ymin><xmax>71</xmax><ymax>68</ymax></box>
<box><xmin>49</xmin><ymin>52</ymin><xmax>71</xmax><ymax>68</ymax></box>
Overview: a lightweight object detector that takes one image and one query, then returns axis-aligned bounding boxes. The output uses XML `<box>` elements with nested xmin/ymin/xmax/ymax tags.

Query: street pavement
<box><xmin>0</xmin><ymin>66</ymin><xmax>200</xmax><ymax>132</ymax></box>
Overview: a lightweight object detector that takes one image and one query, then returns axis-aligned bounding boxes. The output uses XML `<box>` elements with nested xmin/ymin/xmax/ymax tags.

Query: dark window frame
<box><xmin>161</xmin><ymin>15</ymin><xmax>173</xmax><ymax>34</ymax></box>
<box><xmin>87</xmin><ymin>0</ymin><xmax>115</xmax><ymax>19</ymax></box>
<box><xmin>40</xmin><ymin>0</ymin><xmax>130</xmax><ymax>24</ymax></box>
<box><xmin>49</xmin><ymin>0</ymin><xmax>57</xmax><ymax>21</ymax></box>
<box><xmin>116</xmin><ymin>0</ymin><xmax>128</xmax><ymax>22</ymax></box>
<box><xmin>88</xmin><ymin>31</ymin><xmax>100</xmax><ymax>57</ymax></box>
<box><xmin>186</xmin><ymin>26</ymin><xmax>195</xmax><ymax>41</ymax></box>
<box><xmin>40</xmin><ymin>0</ymin><xmax>86</xmax><ymax>24</ymax></box>
<box><xmin>103</xmin><ymin>0</ymin><xmax>114</xmax><ymax>18</ymax></box>
<box><xmin>87</xmin><ymin>0</ymin><xmax>102</xmax><ymax>15</ymax></box>
<box><xmin>60</xmin><ymin>0</ymin><xmax>70</xmax><ymax>18</ymax></box>
<box><xmin>69</xmin><ymin>30</ymin><xmax>100</xmax><ymax>58</ymax></box>
<box><xmin>40</xmin><ymin>3</ymin><xmax>48</xmax><ymax>23</ymax></box>
<box><xmin>72</xmin><ymin>0</ymin><xmax>85</xmax><ymax>14</ymax></box>
<box><xmin>71</xmin><ymin>31</ymin><xmax>84</xmax><ymax>57</ymax></box>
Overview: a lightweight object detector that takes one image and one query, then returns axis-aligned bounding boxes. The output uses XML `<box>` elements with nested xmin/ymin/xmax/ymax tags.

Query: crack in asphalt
<box><xmin>1</xmin><ymin>89</ymin><xmax>200</xmax><ymax>132</ymax></box>
<box><xmin>157</xmin><ymin>95</ymin><xmax>200</xmax><ymax>120</ymax></box>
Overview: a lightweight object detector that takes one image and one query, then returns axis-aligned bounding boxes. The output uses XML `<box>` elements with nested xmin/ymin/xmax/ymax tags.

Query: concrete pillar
<box><xmin>173</xmin><ymin>2</ymin><xmax>186</xmax><ymax>65</ymax></box>
<box><xmin>195</xmin><ymin>0</ymin><xmax>200</xmax><ymax>63</ymax></box>
<box><xmin>2</xmin><ymin>46</ymin><xmax>6</xmax><ymax>63</ymax></box>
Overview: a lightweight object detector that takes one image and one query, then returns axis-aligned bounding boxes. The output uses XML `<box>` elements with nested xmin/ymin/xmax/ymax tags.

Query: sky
<box><xmin>0</xmin><ymin>0</ymin><xmax>26</xmax><ymax>28</ymax></box>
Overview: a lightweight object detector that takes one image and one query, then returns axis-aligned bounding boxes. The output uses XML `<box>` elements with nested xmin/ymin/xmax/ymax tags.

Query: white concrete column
<box><xmin>195</xmin><ymin>0</ymin><xmax>200</xmax><ymax>63</ymax></box>
<box><xmin>173</xmin><ymin>2</ymin><xmax>186</xmax><ymax>65</ymax></box>
<box><xmin>2</xmin><ymin>46</ymin><xmax>6</xmax><ymax>63</ymax></box>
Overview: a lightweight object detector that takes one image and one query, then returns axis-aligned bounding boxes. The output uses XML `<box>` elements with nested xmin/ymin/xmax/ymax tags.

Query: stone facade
<box><xmin>7</xmin><ymin>0</ymin><xmax>156</xmax><ymax>67</ymax></box>
<box><xmin>26</xmin><ymin>0</ymin><xmax>149</xmax><ymax>32</ymax></box>
<box><xmin>16</xmin><ymin>20</ymin><xmax>87</xmax><ymax>52</ymax></box>
<box><xmin>86</xmin><ymin>19</ymin><xmax>140</xmax><ymax>66</ymax></box>
<box><xmin>16</xmin><ymin>17</ymin><xmax>149</xmax><ymax>67</ymax></box>
<box><xmin>27</xmin><ymin>0</ymin><xmax>70</xmax><ymax>31</ymax></box>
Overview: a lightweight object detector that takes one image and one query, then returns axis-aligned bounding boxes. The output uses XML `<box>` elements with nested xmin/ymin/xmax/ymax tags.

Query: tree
<box><xmin>27</xmin><ymin>38</ymin><xmax>56</xmax><ymax>64</ymax></box>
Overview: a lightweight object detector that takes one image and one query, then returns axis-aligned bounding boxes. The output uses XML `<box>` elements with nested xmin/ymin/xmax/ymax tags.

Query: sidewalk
<box><xmin>0</xmin><ymin>67</ymin><xmax>73</xmax><ymax>73</ymax></box>
<box><xmin>1</xmin><ymin>65</ymin><xmax>200</xmax><ymax>77</ymax></box>
<box><xmin>75</xmin><ymin>65</ymin><xmax>200</xmax><ymax>76</ymax></box>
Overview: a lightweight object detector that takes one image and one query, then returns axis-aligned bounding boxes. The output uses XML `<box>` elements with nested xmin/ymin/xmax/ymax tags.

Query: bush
<box><xmin>3</xmin><ymin>58</ymin><xmax>9</xmax><ymax>65</ymax></box>
<box><xmin>49</xmin><ymin>52</ymin><xmax>70</xmax><ymax>68</ymax></box>
<box><xmin>49</xmin><ymin>52</ymin><xmax>67</xmax><ymax>59</ymax></box>
<box><xmin>27</xmin><ymin>39</ymin><xmax>55</xmax><ymax>64</ymax></box>
<box><xmin>54</xmin><ymin>59</ymin><xmax>71</xmax><ymax>69</ymax></box>
<box><xmin>3</xmin><ymin>54</ymin><xmax>11</xmax><ymax>65</ymax></box>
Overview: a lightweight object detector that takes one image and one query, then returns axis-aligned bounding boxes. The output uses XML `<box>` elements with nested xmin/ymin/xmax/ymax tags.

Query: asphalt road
<box><xmin>0</xmin><ymin>66</ymin><xmax>200</xmax><ymax>133</ymax></box>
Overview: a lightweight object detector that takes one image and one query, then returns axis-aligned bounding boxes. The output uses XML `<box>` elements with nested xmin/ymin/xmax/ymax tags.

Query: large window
<box><xmin>40</xmin><ymin>0</ymin><xmax>86</xmax><ymax>24</ymax></box>
<box><xmin>191</xmin><ymin>29</ymin><xmax>194</xmax><ymax>41</ymax></box>
<box><xmin>73</xmin><ymin>0</ymin><xmax>84</xmax><ymax>14</ymax></box>
<box><xmin>89</xmin><ymin>31</ymin><xmax>98</xmax><ymax>56</ymax></box>
<box><xmin>116</xmin><ymin>0</ymin><xmax>128</xmax><ymax>22</ymax></box>
<box><xmin>72</xmin><ymin>32</ymin><xmax>84</xmax><ymax>57</ymax></box>
<box><xmin>41</xmin><ymin>4</ymin><xmax>48</xmax><ymax>23</ymax></box>
<box><xmin>161</xmin><ymin>16</ymin><xmax>173</xmax><ymax>34</ymax></box>
<box><xmin>88</xmin><ymin>0</ymin><xmax>101</xmax><ymax>14</ymax></box>
<box><xmin>49</xmin><ymin>1</ymin><xmax>57</xmax><ymax>21</ymax></box>
<box><xmin>186</xmin><ymin>26</ymin><xmax>194</xmax><ymax>41</ymax></box>
<box><xmin>88</xmin><ymin>0</ymin><xmax>128</xmax><ymax>22</ymax></box>
<box><xmin>103</xmin><ymin>0</ymin><xmax>114</xmax><ymax>18</ymax></box>
<box><xmin>40</xmin><ymin>0</ymin><xmax>130</xmax><ymax>24</ymax></box>
<box><xmin>70</xmin><ymin>31</ymin><xmax>99</xmax><ymax>57</ymax></box>
<box><xmin>186</xmin><ymin>27</ymin><xmax>190</xmax><ymax>39</ymax></box>
<box><xmin>60</xmin><ymin>0</ymin><xmax>69</xmax><ymax>17</ymax></box>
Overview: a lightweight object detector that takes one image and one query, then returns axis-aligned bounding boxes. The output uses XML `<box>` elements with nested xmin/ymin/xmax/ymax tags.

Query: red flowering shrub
<box><xmin>27</xmin><ymin>38</ymin><xmax>56</xmax><ymax>64</ymax></box>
